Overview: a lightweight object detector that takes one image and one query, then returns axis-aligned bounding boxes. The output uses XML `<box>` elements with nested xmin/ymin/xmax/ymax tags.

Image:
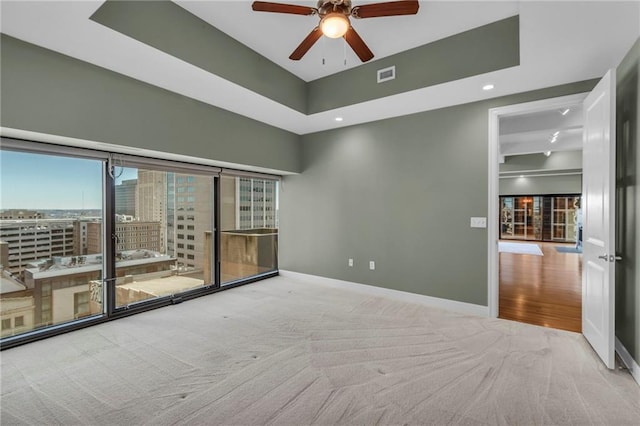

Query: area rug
<box><xmin>498</xmin><ymin>241</ymin><xmax>543</xmax><ymax>256</ymax></box>
<box><xmin>556</xmin><ymin>246</ymin><xmax>583</xmax><ymax>254</ymax></box>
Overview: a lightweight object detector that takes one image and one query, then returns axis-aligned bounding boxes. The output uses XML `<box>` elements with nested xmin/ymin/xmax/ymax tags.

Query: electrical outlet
<box><xmin>369</xmin><ymin>261</ymin><xmax>375</xmax><ymax>270</ymax></box>
<box><xmin>470</xmin><ymin>217</ymin><xmax>487</xmax><ymax>228</ymax></box>
<box><xmin>348</xmin><ymin>258</ymin><xmax>353</xmax><ymax>267</ymax></box>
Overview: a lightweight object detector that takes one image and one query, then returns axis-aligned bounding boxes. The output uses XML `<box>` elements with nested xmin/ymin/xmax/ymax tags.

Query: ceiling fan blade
<box><xmin>252</xmin><ymin>1</ymin><xmax>317</xmax><ymax>15</ymax></box>
<box><xmin>289</xmin><ymin>27</ymin><xmax>323</xmax><ymax>60</ymax></box>
<box><xmin>344</xmin><ymin>26</ymin><xmax>374</xmax><ymax>62</ymax></box>
<box><xmin>351</xmin><ymin>1</ymin><xmax>419</xmax><ymax>19</ymax></box>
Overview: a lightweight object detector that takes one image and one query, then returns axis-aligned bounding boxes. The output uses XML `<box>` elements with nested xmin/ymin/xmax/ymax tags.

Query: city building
<box><xmin>136</xmin><ymin>170</ymin><xmax>167</xmax><ymax>253</ymax></box>
<box><xmin>72</xmin><ymin>216</ymin><xmax>102</xmax><ymax>255</ymax></box>
<box><xmin>220</xmin><ymin>177</ymin><xmax>278</xmax><ymax>231</ymax></box>
<box><xmin>167</xmin><ymin>173</ymin><xmax>213</xmax><ymax>275</ymax></box>
<box><xmin>0</xmin><ymin>265</ymin><xmax>33</xmax><ymax>338</ymax></box>
<box><xmin>236</xmin><ymin>177</ymin><xmax>278</xmax><ymax>230</ymax></box>
<box><xmin>115</xmin><ymin>178</ymin><xmax>137</xmax><ymax>216</ymax></box>
<box><xmin>0</xmin><ymin>210</ymin><xmax>44</xmax><ymax>220</ymax></box>
<box><xmin>85</xmin><ymin>220</ymin><xmax>161</xmax><ymax>254</ymax></box>
<box><xmin>0</xmin><ymin>218</ymin><xmax>76</xmax><ymax>279</ymax></box>
<box><xmin>22</xmin><ymin>251</ymin><xmax>176</xmax><ymax>327</ymax></box>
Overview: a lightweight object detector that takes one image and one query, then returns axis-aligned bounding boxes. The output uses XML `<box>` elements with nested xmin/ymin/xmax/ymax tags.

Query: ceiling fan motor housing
<box><xmin>317</xmin><ymin>0</ymin><xmax>352</xmax><ymax>17</ymax></box>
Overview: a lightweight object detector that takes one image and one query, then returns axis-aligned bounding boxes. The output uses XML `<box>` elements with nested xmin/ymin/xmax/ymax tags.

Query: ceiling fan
<box><xmin>251</xmin><ymin>0</ymin><xmax>420</xmax><ymax>62</ymax></box>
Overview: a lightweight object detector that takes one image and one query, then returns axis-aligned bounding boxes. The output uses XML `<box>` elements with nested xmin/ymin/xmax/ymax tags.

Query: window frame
<box><xmin>0</xmin><ymin>138</ymin><xmax>280</xmax><ymax>350</ymax></box>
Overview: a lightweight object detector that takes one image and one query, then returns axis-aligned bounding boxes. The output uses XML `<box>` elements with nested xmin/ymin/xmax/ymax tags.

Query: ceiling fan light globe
<box><xmin>320</xmin><ymin>13</ymin><xmax>349</xmax><ymax>38</ymax></box>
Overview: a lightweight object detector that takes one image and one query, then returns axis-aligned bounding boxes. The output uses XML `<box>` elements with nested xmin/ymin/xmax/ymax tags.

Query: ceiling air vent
<box><xmin>377</xmin><ymin>66</ymin><xmax>396</xmax><ymax>83</ymax></box>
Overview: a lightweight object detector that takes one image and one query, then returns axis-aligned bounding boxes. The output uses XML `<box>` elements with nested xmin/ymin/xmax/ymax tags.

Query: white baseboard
<box><xmin>278</xmin><ymin>270</ymin><xmax>489</xmax><ymax>317</ymax></box>
<box><xmin>615</xmin><ymin>337</ymin><xmax>640</xmax><ymax>387</ymax></box>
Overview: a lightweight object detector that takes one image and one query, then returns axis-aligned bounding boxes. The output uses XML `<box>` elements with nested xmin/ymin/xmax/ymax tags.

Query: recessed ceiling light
<box><xmin>335</xmin><ymin>117</ymin><xmax>343</xmax><ymax>122</ymax></box>
<box><xmin>482</xmin><ymin>84</ymin><xmax>494</xmax><ymax>91</ymax></box>
<box><xmin>553</xmin><ymin>131</ymin><xmax>560</xmax><ymax>137</ymax></box>
<box><xmin>561</xmin><ymin>108</ymin><xmax>571</xmax><ymax>115</ymax></box>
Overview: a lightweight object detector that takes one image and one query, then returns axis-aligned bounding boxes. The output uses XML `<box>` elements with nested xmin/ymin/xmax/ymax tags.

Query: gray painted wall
<box><xmin>90</xmin><ymin>0</ymin><xmax>307</xmax><ymax>113</ymax></box>
<box><xmin>0</xmin><ymin>35</ymin><xmax>302</xmax><ymax>174</ymax></box>
<box><xmin>280</xmin><ymin>80</ymin><xmax>597</xmax><ymax>306</ymax></box>
<box><xmin>615</xmin><ymin>38</ymin><xmax>639</xmax><ymax>366</ymax></box>
<box><xmin>500</xmin><ymin>150</ymin><xmax>582</xmax><ymax>173</ymax></box>
<box><xmin>499</xmin><ymin>151</ymin><xmax>582</xmax><ymax>195</ymax></box>
<box><xmin>499</xmin><ymin>175</ymin><xmax>581</xmax><ymax>196</ymax></box>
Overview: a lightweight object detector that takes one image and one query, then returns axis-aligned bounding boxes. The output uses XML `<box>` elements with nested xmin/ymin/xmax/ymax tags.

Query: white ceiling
<box><xmin>500</xmin><ymin>103</ymin><xmax>584</xmax><ymax>157</ymax></box>
<box><xmin>1</xmin><ymin>1</ymin><xmax>639</xmax><ymax>136</ymax></box>
<box><xmin>176</xmin><ymin>0</ymin><xmax>521</xmax><ymax>82</ymax></box>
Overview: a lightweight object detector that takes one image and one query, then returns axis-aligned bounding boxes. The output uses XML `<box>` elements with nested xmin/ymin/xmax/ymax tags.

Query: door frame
<box><xmin>487</xmin><ymin>93</ymin><xmax>588</xmax><ymax>318</ymax></box>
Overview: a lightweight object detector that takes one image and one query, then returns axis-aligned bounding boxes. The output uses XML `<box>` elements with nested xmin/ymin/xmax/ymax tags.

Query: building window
<box><xmin>1</xmin><ymin>319</ymin><xmax>11</xmax><ymax>330</ymax></box>
<box><xmin>74</xmin><ymin>291</ymin><xmax>91</xmax><ymax>318</ymax></box>
<box><xmin>14</xmin><ymin>316</ymin><xmax>24</xmax><ymax>327</ymax></box>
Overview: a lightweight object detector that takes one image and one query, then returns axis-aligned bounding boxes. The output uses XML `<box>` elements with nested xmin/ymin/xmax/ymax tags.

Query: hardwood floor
<box><xmin>499</xmin><ymin>241</ymin><xmax>582</xmax><ymax>333</ymax></box>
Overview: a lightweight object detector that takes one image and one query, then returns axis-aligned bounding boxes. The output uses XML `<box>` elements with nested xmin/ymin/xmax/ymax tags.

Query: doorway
<box><xmin>487</xmin><ymin>93</ymin><xmax>588</xmax><ymax>332</ymax></box>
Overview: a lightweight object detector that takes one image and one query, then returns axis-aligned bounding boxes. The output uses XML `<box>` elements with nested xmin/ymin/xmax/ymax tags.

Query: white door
<box><xmin>582</xmin><ymin>69</ymin><xmax>616</xmax><ymax>369</ymax></box>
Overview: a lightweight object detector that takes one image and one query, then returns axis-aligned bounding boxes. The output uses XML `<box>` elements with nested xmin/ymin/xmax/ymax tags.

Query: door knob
<box><xmin>611</xmin><ymin>255</ymin><xmax>622</xmax><ymax>262</ymax></box>
<box><xmin>598</xmin><ymin>255</ymin><xmax>608</xmax><ymax>261</ymax></box>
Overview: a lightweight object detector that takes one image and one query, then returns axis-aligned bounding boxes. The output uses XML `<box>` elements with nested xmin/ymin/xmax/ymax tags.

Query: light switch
<box><xmin>369</xmin><ymin>261</ymin><xmax>375</xmax><ymax>270</ymax></box>
<box><xmin>470</xmin><ymin>217</ymin><xmax>487</xmax><ymax>228</ymax></box>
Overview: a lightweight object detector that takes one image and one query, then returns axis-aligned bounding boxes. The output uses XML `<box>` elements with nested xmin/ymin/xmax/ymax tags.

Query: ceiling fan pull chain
<box><xmin>343</xmin><ymin>37</ymin><xmax>347</xmax><ymax>66</ymax></box>
<box><xmin>322</xmin><ymin>36</ymin><xmax>326</xmax><ymax>65</ymax></box>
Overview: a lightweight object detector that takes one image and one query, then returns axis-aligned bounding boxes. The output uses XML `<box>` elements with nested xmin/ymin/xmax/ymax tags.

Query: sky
<box><xmin>0</xmin><ymin>150</ymin><xmax>106</xmax><ymax>210</ymax></box>
<box><xmin>1</xmin><ymin>150</ymin><xmax>278</xmax><ymax>210</ymax></box>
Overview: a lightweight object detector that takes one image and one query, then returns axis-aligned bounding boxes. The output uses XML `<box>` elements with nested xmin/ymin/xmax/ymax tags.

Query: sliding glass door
<box><xmin>220</xmin><ymin>175</ymin><xmax>278</xmax><ymax>285</ymax></box>
<box><xmin>0</xmin><ymin>149</ymin><xmax>105</xmax><ymax>337</ymax></box>
<box><xmin>113</xmin><ymin>166</ymin><xmax>215</xmax><ymax>308</ymax></box>
<box><xmin>0</xmin><ymin>139</ymin><xmax>280</xmax><ymax>347</ymax></box>
<box><xmin>500</xmin><ymin>195</ymin><xmax>581</xmax><ymax>242</ymax></box>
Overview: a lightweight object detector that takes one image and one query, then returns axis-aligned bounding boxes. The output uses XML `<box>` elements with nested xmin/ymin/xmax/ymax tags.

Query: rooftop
<box><xmin>26</xmin><ymin>250</ymin><xmax>175</xmax><ymax>279</ymax></box>
<box><xmin>0</xmin><ymin>268</ymin><xmax>27</xmax><ymax>294</ymax></box>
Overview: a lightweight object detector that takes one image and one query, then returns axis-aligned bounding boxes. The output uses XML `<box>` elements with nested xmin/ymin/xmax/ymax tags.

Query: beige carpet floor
<box><xmin>1</xmin><ymin>274</ymin><xmax>639</xmax><ymax>425</ymax></box>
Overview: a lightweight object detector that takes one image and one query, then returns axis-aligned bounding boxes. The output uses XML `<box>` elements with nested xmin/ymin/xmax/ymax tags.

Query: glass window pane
<box><xmin>220</xmin><ymin>176</ymin><xmax>278</xmax><ymax>284</ymax></box>
<box><xmin>113</xmin><ymin>167</ymin><xmax>214</xmax><ymax>308</ymax></box>
<box><xmin>0</xmin><ymin>150</ymin><xmax>104</xmax><ymax>338</ymax></box>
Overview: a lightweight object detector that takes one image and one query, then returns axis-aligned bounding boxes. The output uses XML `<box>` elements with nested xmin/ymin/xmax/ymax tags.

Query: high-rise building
<box><xmin>167</xmin><ymin>173</ymin><xmax>213</xmax><ymax>274</ymax></box>
<box><xmin>115</xmin><ymin>179</ymin><xmax>137</xmax><ymax>216</ymax></box>
<box><xmin>0</xmin><ymin>218</ymin><xmax>76</xmax><ymax>279</ymax></box>
<box><xmin>236</xmin><ymin>177</ymin><xmax>278</xmax><ymax>230</ymax></box>
<box><xmin>72</xmin><ymin>217</ymin><xmax>101</xmax><ymax>255</ymax></box>
<box><xmin>136</xmin><ymin>171</ymin><xmax>167</xmax><ymax>253</ymax></box>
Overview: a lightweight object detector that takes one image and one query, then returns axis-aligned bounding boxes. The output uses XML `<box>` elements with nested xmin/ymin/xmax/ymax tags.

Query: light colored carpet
<box><xmin>2</xmin><ymin>274</ymin><xmax>639</xmax><ymax>425</ymax></box>
<box><xmin>499</xmin><ymin>241</ymin><xmax>544</xmax><ymax>256</ymax></box>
